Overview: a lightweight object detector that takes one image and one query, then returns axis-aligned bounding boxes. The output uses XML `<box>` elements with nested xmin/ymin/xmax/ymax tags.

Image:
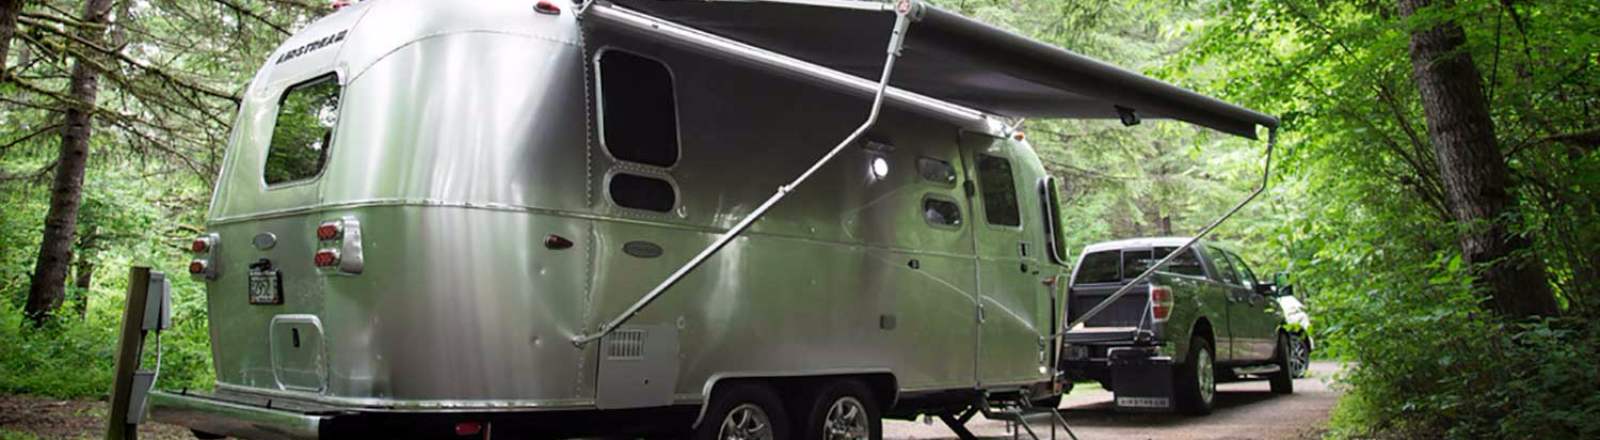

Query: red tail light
<box><xmin>191</xmin><ymin>238</ymin><xmax>210</xmax><ymax>253</ymax></box>
<box><xmin>455</xmin><ymin>422</ymin><xmax>483</xmax><ymax>436</ymax></box>
<box><xmin>314</xmin><ymin>249</ymin><xmax>341</xmax><ymax>267</ymax></box>
<box><xmin>317</xmin><ymin>222</ymin><xmax>343</xmax><ymax>240</ymax></box>
<box><xmin>1150</xmin><ymin>285</ymin><xmax>1173</xmax><ymax>322</ymax></box>
<box><xmin>534</xmin><ymin>0</ymin><xmax>560</xmax><ymax>14</ymax></box>
<box><xmin>189</xmin><ymin>260</ymin><xmax>207</xmax><ymax>274</ymax></box>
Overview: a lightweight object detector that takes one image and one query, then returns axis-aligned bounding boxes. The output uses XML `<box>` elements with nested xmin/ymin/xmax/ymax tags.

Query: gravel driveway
<box><xmin>885</xmin><ymin>361</ymin><xmax>1342</xmax><ymax>440</ymax></box>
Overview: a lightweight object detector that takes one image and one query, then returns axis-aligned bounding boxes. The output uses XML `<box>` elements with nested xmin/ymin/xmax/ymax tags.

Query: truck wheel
<box><xmin>799</xmin><ymin>380</ymin><xmax>880</xmax><ymax>440</ymax></box>
<box><xmin>697</xmin><ymin>382</ymin><xmax>792</xmax><ymax>440</ymax></box>
<box><xmin>1270</xmin><ymin>334</ymin><xmax>1295</xmax><ymax>394</ymax></box>
<box><xmin>1174</xmin><ymin>336</ymin><xmax>1215</xmax><ymax>415</ymax></box>
<box><xmin>1289</xmin><ymin>334</ymin><xmax>1311</xmax><ymax>378</ymax></box>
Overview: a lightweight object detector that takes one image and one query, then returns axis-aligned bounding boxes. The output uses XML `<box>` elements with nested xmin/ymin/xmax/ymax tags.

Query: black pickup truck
<box><xmin>1060</xmin><ymin>237</ymin><xmax>1296</xmax><ymax>415</ymax></box>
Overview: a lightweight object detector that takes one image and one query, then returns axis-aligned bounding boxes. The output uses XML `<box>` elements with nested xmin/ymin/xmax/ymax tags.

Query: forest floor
<box><xmin>0</xmin><ymin>394</ymin><xmax>191</xmax><ymax>440</ymax></box>
<box><xmin>886</xmin><ymin>361</ymin><xmax>1343</xmax><ymax>440</ymax></box>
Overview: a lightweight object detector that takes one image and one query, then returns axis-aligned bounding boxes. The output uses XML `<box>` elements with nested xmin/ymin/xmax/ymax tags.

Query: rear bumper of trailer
<box><xmin>150</xmin><ymin>390</ymin><xmax>332</xmax><ymax>440</ymax></box>
<box><xmin>149</xmin><ymin>389</ymin><xmax>700</xmax><ymax>440</ymax></box>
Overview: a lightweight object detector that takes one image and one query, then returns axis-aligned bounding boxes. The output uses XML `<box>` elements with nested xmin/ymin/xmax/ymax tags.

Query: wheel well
<box><xmin>696</xmin><ymin>373</ymin><xmax>898</xmax><ymax>428</ymax></box>
<box><xmin>1191</xmin><ymin>318</ymin><xmax>1215</xmax><ymax>346</ymax></box>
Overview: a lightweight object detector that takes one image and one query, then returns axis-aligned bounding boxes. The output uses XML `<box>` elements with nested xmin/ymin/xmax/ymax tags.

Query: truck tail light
<box><xmin>191</xmin><ymin>233</ymin><xmax>219</xmax><ymax>280</ymax></box>
<box><xmin>1150</xmin><ymin>285</ymin><xmax>1173</xmax><ymax>322</ymax></box>
<box><xmin>315</xmin><ymin>217</ymin><xmax>363</xmax><ymax>274</ymax></box>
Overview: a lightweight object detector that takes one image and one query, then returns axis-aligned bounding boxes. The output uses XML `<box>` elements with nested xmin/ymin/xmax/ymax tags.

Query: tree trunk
<box><xmin>0</xmin><ymin>0</ymin><xmax>22</xmax><ymax>77</ymax></box>
<box><xmin>23</xmin><ymin>0</ymin><xmax>114</xmax><ymax>326</ymax></box>
<box><xmin>72</xmin><ymin>256</ymin><xmax>93</xmax><ymax>318</ymax></box>
<box><xmin>1397</xmin><ymin>0</ymin><xmax>1559</xmax><ymax>318</ymax></box>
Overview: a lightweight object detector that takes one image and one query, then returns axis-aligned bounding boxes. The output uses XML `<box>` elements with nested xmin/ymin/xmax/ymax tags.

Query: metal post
<box><xmin>573</xmin><ymin>0</ymin><xmax>925</xmax><ymax>346</ymax></box>
<box><xmin>1059</xmin><ymin>127</ymin><xmax>1277</xmax><ymax>334</ymax></box>
<box><xmin>106</xmin><ymin>266</ymin><xmax>151</xmax><ymax>440</ymax></box>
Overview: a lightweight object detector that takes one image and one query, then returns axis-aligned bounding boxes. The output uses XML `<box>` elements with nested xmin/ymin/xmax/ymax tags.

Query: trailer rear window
<box><xmin>609</xmin><ymin>173</ymin><xmax>676</xmax><ymax>213</ymax></box>
<box><xmin>264</xmin><ymin>74</ymin><xmax>340</xmax><ymax>185</ymax></box>
<box><xmin>598</xmin><ymin>50</ymin><xmax>679</xmax><ymax>167</ymax></box>
<box><xmin>975</xmin><ymin>154</ymin><xmax>1020</xmax><ymax>227</ymax></box>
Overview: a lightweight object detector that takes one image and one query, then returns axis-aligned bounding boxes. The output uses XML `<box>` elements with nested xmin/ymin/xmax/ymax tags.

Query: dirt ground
<box><xmin>886</xmin><ymin>361</ymin><xmax>1343</xmax><ymax>440</ymax></box>
<box><xmin>0</xmin><ymin>394</ymin><xmax>190</xmax><ymax>440</ymax></box>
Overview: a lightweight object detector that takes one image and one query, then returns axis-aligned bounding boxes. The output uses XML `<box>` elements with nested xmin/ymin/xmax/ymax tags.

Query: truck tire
<box><xmin>1175</xmin><ymin>335</ymin><xmax>1216</xmax><ymax>415</ymax></box>
<box><xmin>1270</xmin><ymin>334</ymin><xmax>1295</xmax><ymax>394</ymax></box>
<box><xmin>697</xmin><ymin>382</ymin><xmax>792</xmax><ymax>440</ymax></box>
<box><xmin>799</xmin><ymin>380</ymin><xmax>881</xmax><ymax>440</ymax></box>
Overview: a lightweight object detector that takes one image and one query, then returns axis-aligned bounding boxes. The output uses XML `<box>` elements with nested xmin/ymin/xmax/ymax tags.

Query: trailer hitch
<box><xmin>572</xmin><ymin>0</ymin><xmax>928</xmax><ymax>347</ymax></box>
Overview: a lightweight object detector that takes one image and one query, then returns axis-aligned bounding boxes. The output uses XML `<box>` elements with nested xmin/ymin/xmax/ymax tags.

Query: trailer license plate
<box><xmin>248</xmin><ymin>269</ymin><xmax>283</xmax><ymax>305</ymax></box>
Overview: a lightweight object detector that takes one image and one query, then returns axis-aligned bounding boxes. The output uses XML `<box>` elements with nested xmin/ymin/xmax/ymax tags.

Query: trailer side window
<box><xmin>975</xmin><ymin>154</ymin><xmax>1021</xmax><ymax>227</ymax></box>
<box><xmin>917</xmin><ymin>157</ymin><xmax>958</xmax><ymax>185</ymax></box>
<box><xmin>264</xmin><ymin>74</ymin><xmax>340</xmax><ymax>185</ymax></box>
<box><xmin>923</xmin><ymin>197</ymin><xmax>962</xmax><ymax>227</ymax></box>
<box><xmin>1039</xmin><ymin>178</ymin><xmax>1068</xmax><ymax>264</ymax></box>
<box><xmin>608</xmin><ymin>173</ymin><xmax>676</xmax><ymax>213</ymax></box>
<box><xmin>598</xmin><ymin>50</ymin><xmax>679</xmax><ymax>167</ymax></box>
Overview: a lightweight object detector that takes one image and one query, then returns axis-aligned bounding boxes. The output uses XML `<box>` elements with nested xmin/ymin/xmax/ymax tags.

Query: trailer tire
<box><xmin>698</xmin><ymin>382</ymin><xmax>792</xmax><ymax>440</ymax></box>
<box><xmin>1174</xmin><ymin>335</ymin><xmax>1215</xmax><ymax>415</ymax></box>
<box><xmin>1269</xmin><ymin>333</ymin><xmax>1295</xmax><ymax>394</ymax></box>
<box><xmin>799</xmin><ymin>379</ymin><xmax>881</xmax><ymax>440</ymax></box>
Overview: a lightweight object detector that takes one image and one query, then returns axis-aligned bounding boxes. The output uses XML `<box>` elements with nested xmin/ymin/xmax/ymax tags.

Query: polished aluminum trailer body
<box><xmin>150</xmin><ymin>0</ymin><xmax>1278</xmax><ymax>438</ymax></box>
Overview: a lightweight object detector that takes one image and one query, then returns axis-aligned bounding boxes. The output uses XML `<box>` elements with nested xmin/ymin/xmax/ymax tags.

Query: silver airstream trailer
<box><xmin>149</xmin><ymin>0</ymin><xmax>1279</xmax><ymax>439</ymax></box>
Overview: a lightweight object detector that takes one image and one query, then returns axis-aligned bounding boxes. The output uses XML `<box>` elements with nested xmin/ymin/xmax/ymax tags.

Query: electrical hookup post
<box><xmin>105</xmin><ymin>266</ymin><xmax>172</xmax><ymax>440</ymax></box>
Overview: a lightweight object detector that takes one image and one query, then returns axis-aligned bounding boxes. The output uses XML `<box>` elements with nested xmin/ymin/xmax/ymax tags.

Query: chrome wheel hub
<box><xmin>718</xmin><ymin>403</ymin><xmax>774</xmax><ymax>440</ymax></box>
<box><xmin>1290</xmin><ymin>337</ymin><xmax>1310</xmax><ymax>377</ymax></box>
<box><xmin>823</xmin><ymin>396</ymin><xmax>870</xmax><ymax>440</ymax></box>
<box><xmin>1197</xmin><ymin>348</ymin><xmax>1215</xmax><ymax>405</ymax></box>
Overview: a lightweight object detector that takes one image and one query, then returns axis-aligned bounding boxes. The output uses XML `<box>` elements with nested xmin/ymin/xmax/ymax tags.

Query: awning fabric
<box><xmin>603</xmin><ymin>0</ymin><xmax>1279</xmax><ymax>139</ymax></box>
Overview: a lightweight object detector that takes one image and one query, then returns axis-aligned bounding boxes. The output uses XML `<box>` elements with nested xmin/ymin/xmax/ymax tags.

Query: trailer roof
<box><xmin>604</xmin><ymin>0</ymin><xmax>1279</xmax><ymax>139</ymax></box>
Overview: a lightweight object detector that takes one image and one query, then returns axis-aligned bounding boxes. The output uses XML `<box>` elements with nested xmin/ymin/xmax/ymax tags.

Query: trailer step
<box><xmin>936</xmin><ymin>395</ymin><xmax>1082</xmax><ymax>440</ymax></box>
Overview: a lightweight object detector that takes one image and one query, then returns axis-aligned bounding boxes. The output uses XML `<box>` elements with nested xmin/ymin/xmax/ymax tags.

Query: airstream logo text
<box><xmin>276</xmin><ymin>30</ymin><xmax>348</xmax><ymax>65</ymax></box>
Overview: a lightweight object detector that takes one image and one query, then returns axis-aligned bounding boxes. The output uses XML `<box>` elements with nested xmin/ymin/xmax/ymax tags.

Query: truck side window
<box><xmin>1226</xmin><ymin>252</ymin><xmax>1259</xmax><ymax>288</ymax></box>
<box><xmin>1209</xmin><ymin>247</ymin><xmax>1242</xmax><ymax>286</ymax></box>
<box><xmin>975</xmin><ymin>154</ymin><xmax>1020</xmax><ymax>227</ymax></box>
<box><xmin>608</xmin><ymin>173</ymin><xmax>676</xmax><ymax>213</ymax></box>
<box><xmin>264</xmin><ymin>74</ymin><xmax>340</xmax><ymax>185</ymax></box>
<box><xmin>923</xmin><ymin>197</ymin><xmax>962</xmax><ymax>227</ymax></box>
<box><xmin>1075</xmin><ymin>251</ymin><xmax>1120</xmax><ymax>284</ymax></box>
<box><xmin>1153</xmin><ymin>246</ymin><xmax>1207</xmax><ymax>277</ymax></box>
<box><xmin>598</xmin><ymin>50</ymin><xmax>680</xmax><ymax>167</ymax></box>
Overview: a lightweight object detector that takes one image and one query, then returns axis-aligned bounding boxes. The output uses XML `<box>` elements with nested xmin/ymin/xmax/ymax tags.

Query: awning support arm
<box><xmin>573</xmin><ymin>0</ymin><xmax>926</xmax><ymax>347</ymax></box>
<box><xmin>1056</xmin><ymin>126</ymin><xmax>1277</xmax><ymax>335</ymax></box>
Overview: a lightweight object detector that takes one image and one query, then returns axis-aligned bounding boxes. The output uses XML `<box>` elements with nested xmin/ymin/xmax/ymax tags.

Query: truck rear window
<box><xmin>264</xmin><ymin>74</ymin><xmax>340</xmax><ymax>185</ymax></box>
<box><xmin>1076</xmin><ymin>251</ymin><xmax>1120</xmax><ymax>284</ymax></box>
<box><xmin>1077</xmin><ymin>246</ymin><xmax>1206</xmax><ymax>284</ymax></box>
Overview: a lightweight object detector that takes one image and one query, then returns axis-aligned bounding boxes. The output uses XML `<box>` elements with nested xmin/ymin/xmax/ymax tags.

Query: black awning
<box><xmin>603</xmin><ymin>0</ymin><xmax>1278</xmax><ymax>139</ymax></box>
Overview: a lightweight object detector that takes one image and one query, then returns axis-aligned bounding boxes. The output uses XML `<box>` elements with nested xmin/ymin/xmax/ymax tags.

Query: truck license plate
<box><xmin>248</xmin><ymin>269</ymin><xmax>283</xmax><ymax>305</ymax></box>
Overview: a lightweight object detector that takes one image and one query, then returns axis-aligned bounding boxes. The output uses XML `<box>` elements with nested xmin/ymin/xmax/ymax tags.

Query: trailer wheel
<box><xmin>698</xmin><ymin>382</ymin><xmax>792</xmax><ymax>440</ymax></box>
<box><xmin>1269</xmin><ymin>333</ymin><xmax>1295</xmax><ymax>394</ymax></box>
<box><xmin>799</xmin><ymin>380</ymin><xmax>881</xmax><ymax>440</ymax></box>
<box><xmin>1174</xmin><ymin>335</ymin><xmax>1215</xmax><ymax>415</ymax></box>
